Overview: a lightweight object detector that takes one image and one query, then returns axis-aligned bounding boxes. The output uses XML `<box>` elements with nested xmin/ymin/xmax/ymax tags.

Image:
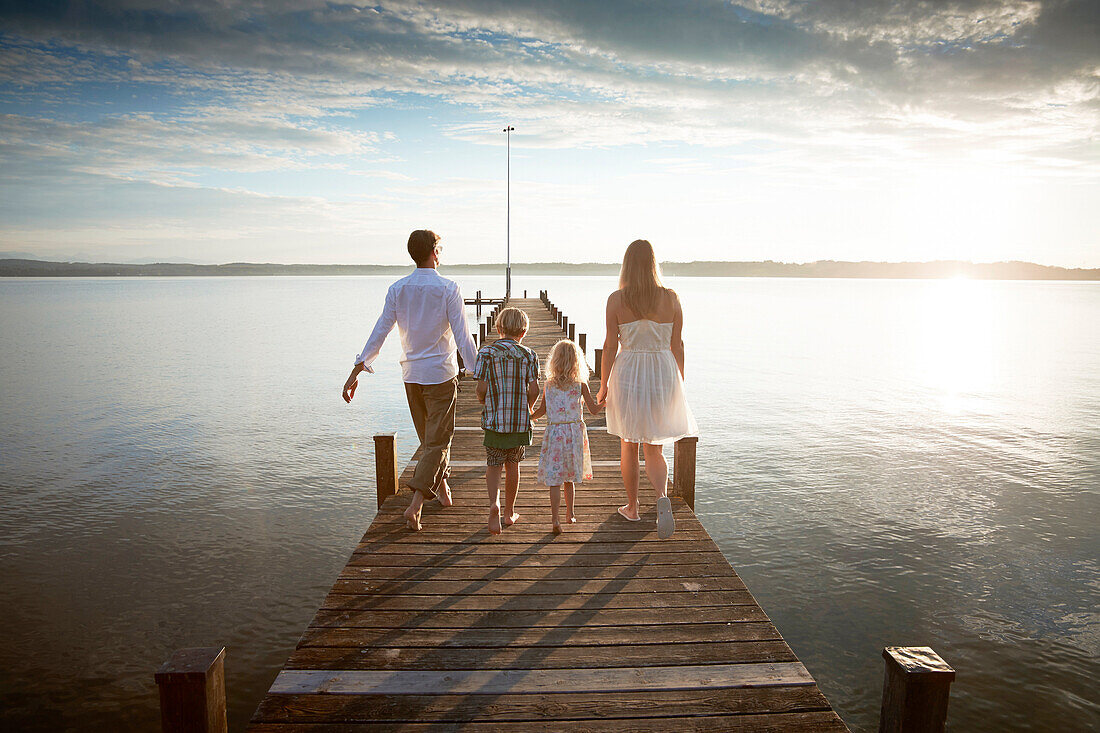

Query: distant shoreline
<box><xmin>1</xmin><ymin>258</ymin><xmax>1098</xmax><ymax>280</ymax></box>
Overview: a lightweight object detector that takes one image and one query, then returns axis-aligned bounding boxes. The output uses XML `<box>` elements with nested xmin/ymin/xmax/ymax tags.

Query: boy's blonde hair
<box><xmin>546</xmin><ymin>339</ymin><xmax>588</xmax><ymax>388</ymax></box>
<box><xmin>496</xmin><ymin>307</ymin><xmax>529</xmax><ymax>338</ymax></box>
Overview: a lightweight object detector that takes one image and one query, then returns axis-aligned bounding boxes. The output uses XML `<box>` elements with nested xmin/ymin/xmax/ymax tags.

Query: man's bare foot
<box><xmin>403</xmin><ymin>504</ymin><xmax>422</xmax><ymax>532</ymax></box>
<box><xmin>487</xmin><ymin>505</ymin><xmax>502</xmax><ymax>535</ymax></box>
<box><xmin>502</xmin><ymin>511</ymin><xmax>520</xmax><ymax>527</ymax></box>
<box><xmin>437</xmin><ymin>480</ymin><xmax>453</xmax><ymax>507</ymax></box>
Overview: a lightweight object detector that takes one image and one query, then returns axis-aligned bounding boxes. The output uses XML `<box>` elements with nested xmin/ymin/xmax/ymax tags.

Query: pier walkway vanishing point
<box><xmin>249</xmin><ymin>295</ymin><xmax>847</xmax><ymax>731</ymax></box>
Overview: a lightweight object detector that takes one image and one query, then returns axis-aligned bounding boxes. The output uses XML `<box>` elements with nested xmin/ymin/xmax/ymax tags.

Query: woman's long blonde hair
<box><xmin>619</xmin><ymin>239</ymin><xmax>669</xmax><ymax>318</ymax></box>
<box><xmin>545</xmin><ymin>339</ymin><xmax>588</xmax><ymax>389</ymax></box>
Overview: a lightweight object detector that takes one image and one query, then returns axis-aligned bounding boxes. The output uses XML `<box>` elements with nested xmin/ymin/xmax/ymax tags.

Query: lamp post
<box><xmin>503</xmin><ymin>125</ymin><xmax>514</xmax><ymax>299</ymax></box>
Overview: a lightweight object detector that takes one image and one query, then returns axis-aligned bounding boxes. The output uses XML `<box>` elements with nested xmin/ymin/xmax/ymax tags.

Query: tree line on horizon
<box><xmin>0</xmin><ymin>257</ymin><xmax>1096</xmax><ymax>280</ymax></box>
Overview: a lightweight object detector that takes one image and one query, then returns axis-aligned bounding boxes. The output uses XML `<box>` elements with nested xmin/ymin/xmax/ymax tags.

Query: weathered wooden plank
<box><xmin>284</xmin><ymin>641</ymin><xmax>798</xmax><ymax>670</ymax></box>
<box><xmin>328</xmin><ymin>576</ymin><xmax>747</xmax><ymax>596</ymax></box>
<box><xmin>250</xmin><ymin>711</ymin><xmax>849</xmax><ymax>732</ymax></box>
<box><xmin>319</xmin><ymin>590</ymin><xmax>759</xmax><ymax>612</ymax></box>
<box><xmin>342</xmin><ymin>550</ymin><xmax>734</xmax><ymax>568</ymax></box>
<box><xmin>254</xmin><ymin>686</ymin><xmax>833</xmax><ymax>723</ymax></box>
<box><xmin>269</xmin><ymin>662</ymin><xmax>814</xmax><ymax>695</ymax></box>
<box><xmin>307</xmin><ymin>606</ymin><xmax>771</xmax><ymax>629</ymax></box>
<box><xmin>351</xmin><ymin>539</ymin><xmax>725</xmax><ymax>555</ymax></box>
<box><xmin>297</xmin><ymin>622</ymin><xmax>783</xmax><ymax>648</ymax></box>
<box><xmin>337</xmin><ymin>562</ymin><xmax>739</xmax><ymax>581</ymax></box>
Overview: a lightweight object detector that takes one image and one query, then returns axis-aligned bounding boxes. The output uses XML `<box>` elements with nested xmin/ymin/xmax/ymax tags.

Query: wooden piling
<box><xmin>156</xmin><ymin>646</ymin><xmax>227</xmax><ymax>733</ymax></box>
<box><xmin>673</xmin><ymin>436</ymin><xmax>699</xmax><ymax>510</ymax></box>
<box><xmin>569</xmin><ymin>323</ymin><xmax>576</xmax><ymax>342</ymax></box>
<box><xmin>594</xmin><ymin>347</ymin><xmax>602</xmax><ymax>378</ymax></box>
<box><xmin>374</xmin><ymin>433</ymin><xmax>398</xmax><ymax>510</ymax></box>
<box><xmin>579</xmin><ymin>333</ymin><xmax>586</xmax><ymax>354</ymax></box>
<box><xmin>879</xmin><ymin>647</ymin><xmax>955</xmax><ymax>733</ymax></box>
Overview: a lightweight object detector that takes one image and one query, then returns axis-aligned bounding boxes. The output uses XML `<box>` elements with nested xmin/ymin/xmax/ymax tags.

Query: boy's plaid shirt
<box><xmin>475</xmin><ymin>338</ymin><xmax>540</xmax><ymax>433</ymax></box>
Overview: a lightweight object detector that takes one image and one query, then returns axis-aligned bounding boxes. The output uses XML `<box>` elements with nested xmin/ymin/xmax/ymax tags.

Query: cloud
<box><xmin>0</xmin><ymin>1</ymin><xmax>1096</xmax><ymax>263</ymax></box>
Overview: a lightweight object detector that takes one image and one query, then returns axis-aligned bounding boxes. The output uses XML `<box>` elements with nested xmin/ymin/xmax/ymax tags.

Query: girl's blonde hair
<box><xmin>619</xmin><ymin>239</ymin><xmax>669</xmax><ymax>318</ymax></box>
<box><xmin>546</xmin><ymin>339</ymin><xmax>588</xmax><ymax>388</ymax></box>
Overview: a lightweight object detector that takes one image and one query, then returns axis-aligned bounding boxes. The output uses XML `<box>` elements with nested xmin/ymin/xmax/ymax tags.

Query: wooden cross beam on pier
<box><xmin>248</xmin><ymin>296</ymin><xmax>848</xmax><ymax>731</ymax></box>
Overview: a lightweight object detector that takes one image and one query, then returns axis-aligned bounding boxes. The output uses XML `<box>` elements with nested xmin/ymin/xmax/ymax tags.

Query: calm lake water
<box><xmin>1</xmin><ymin>275</ymin><xmax>1097</xmax><ymax>731</ymax></box>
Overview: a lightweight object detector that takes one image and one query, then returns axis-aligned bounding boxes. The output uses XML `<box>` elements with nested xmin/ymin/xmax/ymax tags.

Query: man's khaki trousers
<box><xmin>403</xmin><ymin>377</ymin><xmax>458</xmax><ymax>499</ymax></box>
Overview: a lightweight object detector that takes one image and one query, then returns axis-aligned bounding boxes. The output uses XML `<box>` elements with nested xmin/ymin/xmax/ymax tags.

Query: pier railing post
<box><xmin>672</xmin><ymin>436</ymin><xmax>698</xmax><ymax>510</ymax></box>
<box><xmin>579</xmin><ymin>333</ymin><xmax>586</xmax><ymax>354</ymax></box>
<box><xmin>155</xmin><ymin>646</ymin><xmax>227</xmax><ymax>733</ymax></box>
<box><xmin>479</xmin><ymin>323</ymin><xmax>486</xmax><ymax>345</ymax></box>
<box><xmin>879</xmin><ymin>647</ymin><xmax>955</xmax><ymax>733</ymax></box>
<box><xmin>374</xmin><ymin>432</ymin><xmax>398</xmax><ymax>509</ymax></box>
<box><xmin>568</xmin><ymin>323</ymin><xmax>576</xmax><ymax>342</ymax></box>
<box><xmin>594</xmin><ymin>348</ymin><xmax>602</xmax><ymax>378</ymax></box>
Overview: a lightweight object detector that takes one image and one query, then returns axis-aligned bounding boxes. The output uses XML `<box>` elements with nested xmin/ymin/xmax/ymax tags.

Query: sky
<box><xmin>0</xmin><ymin>1</ymin><xmax>1097</xmax><ymax>267</ymax></box>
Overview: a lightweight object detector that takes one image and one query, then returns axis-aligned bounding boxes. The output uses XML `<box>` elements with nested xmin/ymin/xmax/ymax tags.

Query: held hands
<box><xmin>595</xmin><ymin>384</ymin><xmax>607</xmax><ymax>404</ymax></box>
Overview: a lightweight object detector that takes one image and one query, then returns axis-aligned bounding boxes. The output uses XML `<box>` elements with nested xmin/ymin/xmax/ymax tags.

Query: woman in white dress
<box><xmin>596</xmin><ymin>240</ymin><xmax>698</xmax><ymax>538</ymax></box>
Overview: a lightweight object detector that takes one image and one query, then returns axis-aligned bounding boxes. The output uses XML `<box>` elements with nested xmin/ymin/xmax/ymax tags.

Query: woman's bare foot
<box><xmin>487</xmin><ymin>505</ymin><xmax>502</xmax><ymax>535</ymax></box>
<box><xmin>617</xmin><ymin>505</ymin><xmax>641</xmax><ymax>522</ymax></box>
<box><xmin>437</xmin><ymin>479</ymin><xmax>453</xmax><ymax>507</ymax></box>
<box><xmin>502</xmin><ymin>511</ymin><xmax>520</xmax><ymax>527</ymax></box>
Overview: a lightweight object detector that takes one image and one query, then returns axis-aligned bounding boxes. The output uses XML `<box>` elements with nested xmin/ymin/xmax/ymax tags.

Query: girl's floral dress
<box><xmin>537</xmin><ymin>382</ymin><xmax>593</xmax><ymax>486</ymax></box>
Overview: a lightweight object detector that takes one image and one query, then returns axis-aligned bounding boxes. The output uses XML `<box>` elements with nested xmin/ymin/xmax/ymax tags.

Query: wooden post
<box><xmin>476</xmin><ymin>290</ymin><xmax>482</xmax><ymax>317</ymax></box>
<box><xmin>569</xmin><ymin>323</ymin><xmax>576</xmax><ymax>342</ymax></box>
<box><xmin>155</xmin><ymin>647</ymin><xmax>227</xmax><ymax>733</ymax></box>
<box><xmin>594</xmin><ymin>348</ymin><xmax>602</xmax><ymax>378</ymax></box>
<box><xmin>672</xmin><ymin>436</ymin><xmax>698</xmax><ymax>510</ymax></box>
<box><xmin>578</xmin><ymin>333</ymin><xmax>586</xmax><ymax>353</ymax></box>
<box><xmin>879</xmin><ymin>647</ymin><xmax>955</xmax><ymax>733</ymax></box>
<box><xmin>524</xmin><ymin>289</ymin><xmax>527</xmax><ymax>298</ymax></box>
<box><xmin>479</xmin><ymin>323</ymin><xmax>486</xmax><ymax>345</ymax></box>
<box><xmin>374</xmin><ymin>433</ymin><xmax>398</xmax><ymax>509</ymax></box>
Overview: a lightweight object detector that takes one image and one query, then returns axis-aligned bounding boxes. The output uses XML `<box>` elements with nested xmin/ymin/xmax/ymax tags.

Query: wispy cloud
<box><xmin>0</xmin><ymin>1</ymin><xmax>1097</xmax><ymax>264</ymax></box>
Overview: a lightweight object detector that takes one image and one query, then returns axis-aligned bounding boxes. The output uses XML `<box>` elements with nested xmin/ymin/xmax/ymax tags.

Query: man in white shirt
<box><xmin>342</xmin><ymin>230</ymin><xmax>479</xmax><ymax>531</ymax></box>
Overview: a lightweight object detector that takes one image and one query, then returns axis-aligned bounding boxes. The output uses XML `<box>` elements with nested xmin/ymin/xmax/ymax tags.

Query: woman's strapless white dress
<box><xmin>605</xmin><ymin>320</ymin><xmax>698</xmax><ymax>445</ymax></box>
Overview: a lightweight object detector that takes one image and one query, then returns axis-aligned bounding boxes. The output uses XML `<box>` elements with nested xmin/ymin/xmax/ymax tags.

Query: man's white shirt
<box><xmin>355</xmin><ymin>267</ymin><xmax>479</xmax><ymax>385</ymax></box>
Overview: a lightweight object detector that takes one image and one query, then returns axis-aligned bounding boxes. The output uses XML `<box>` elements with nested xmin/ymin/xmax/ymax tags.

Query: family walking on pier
<box><xmin>342</xmin><ymin>230</ymin><xmax>697</xmax><ymax>537</ymax></box>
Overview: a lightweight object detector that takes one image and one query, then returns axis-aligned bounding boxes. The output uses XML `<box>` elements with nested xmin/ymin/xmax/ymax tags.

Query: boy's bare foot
<box><xmin>487</xmin><ymin>506</ymin><xmax>502</xmax><ymax>535</ymax></box>
<box><xmin>437</xmin><ymin>479</ymin><xmax>453</xmax><ymax>507</ymax></box>
<box><xmin>403</xmin><ymin>505</ymin><xmax>422</xmax><ymax>532</ymax></box>
<box><xmin>502</xmin><ymin>511</ymin><xmax>520</xmax><ymax>527</ymax></box>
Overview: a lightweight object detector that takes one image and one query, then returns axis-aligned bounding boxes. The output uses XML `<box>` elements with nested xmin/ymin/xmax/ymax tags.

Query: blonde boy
<box><xmin>474</xmin><ymin>307</ymin><xmax>540</xmax><ymax>534</ymax></box>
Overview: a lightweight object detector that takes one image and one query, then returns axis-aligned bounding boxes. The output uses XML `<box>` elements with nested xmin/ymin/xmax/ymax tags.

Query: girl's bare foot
<box><xmin>437</xmin><ymin>479</ymin><xmax>453</xmax><ymax>507</ymax></box>
<box><xmin>552</xmin><ymin>522</ymin><xmax>562</xmax><ymax>535</ymax></box>
<box><xmin>502</xmin><ymin>511</ymin><xmax>520</xmax><ymax>527</ymax></box>
<box><xmin>568</xmin><ymin>513</ymin><xmax>577</xmax><ymax>524</ymax></box>
<box><xmin>487</xmin><ymin>505</ymin><xmax>502</xmax><ymax>535</ymax></box>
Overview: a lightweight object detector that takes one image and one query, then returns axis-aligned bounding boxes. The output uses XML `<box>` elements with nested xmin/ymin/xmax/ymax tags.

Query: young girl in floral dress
<box><xmin>532</xmin><ymin>340</ymin><xmax>604</xmax><ymax>534</ymax></box>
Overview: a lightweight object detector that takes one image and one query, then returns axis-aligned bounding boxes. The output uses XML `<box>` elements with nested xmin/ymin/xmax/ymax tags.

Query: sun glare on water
<box><xmin>916</xmin><ymin>278</ymin><xmax>999</xmax><ymax>411</ymax></box>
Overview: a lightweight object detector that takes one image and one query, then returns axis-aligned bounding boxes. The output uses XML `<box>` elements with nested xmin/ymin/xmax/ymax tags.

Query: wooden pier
<box><xmin>248</xmin><ymin>295</ymin><xmax>847</xmax><ymax>731</ymax></box>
